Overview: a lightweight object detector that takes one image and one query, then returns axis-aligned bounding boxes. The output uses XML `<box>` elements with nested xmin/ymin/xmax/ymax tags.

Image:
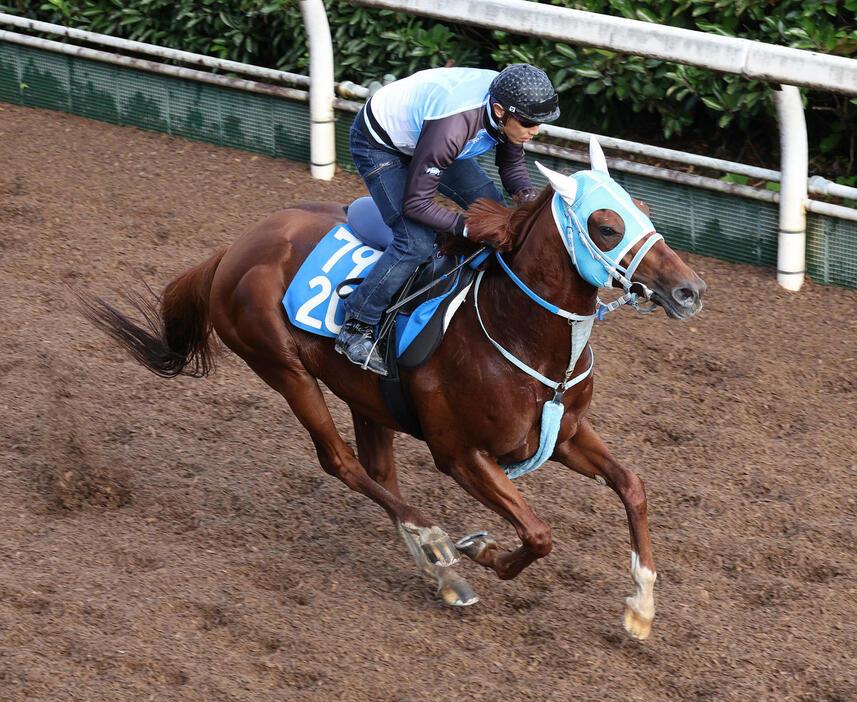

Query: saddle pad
<box><xmin>284</xmin><ymin>224</ymin><xmax>382</xmax><ymax>338</ymax></box>
<box><xmin>283</xmin><ymin>224</ymin><xmax>471</xmax><ymax>363</ymax></box>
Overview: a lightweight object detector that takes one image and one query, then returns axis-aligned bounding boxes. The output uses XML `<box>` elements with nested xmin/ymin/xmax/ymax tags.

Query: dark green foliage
<box><xmin>3</xmin><ymin>0</ymin><xmax>854</xmax><ymax>177</ymax></box>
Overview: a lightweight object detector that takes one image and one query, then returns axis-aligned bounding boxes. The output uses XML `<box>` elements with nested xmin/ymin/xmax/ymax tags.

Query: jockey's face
<box><xmin>492</xmin><ymin>103</ymin><xmax>540</xmax><ymax>144</ymax></box>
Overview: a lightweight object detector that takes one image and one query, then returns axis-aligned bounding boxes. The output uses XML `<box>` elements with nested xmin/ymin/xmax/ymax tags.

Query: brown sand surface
<box><xmin>1</xmin><ymin>103</ymin><xmax>856</xmax><ymax>701</ymax></box>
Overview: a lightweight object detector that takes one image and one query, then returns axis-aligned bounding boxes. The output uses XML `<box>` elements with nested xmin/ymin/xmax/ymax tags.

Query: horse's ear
<box><xmin>589</xmin><ymin>135</ymin><xmax>609</xmax><ymax>174</ymax></box>
<box><xmin>535</xmin><ymin>161</ymin><xmax>578</xmax><ymax>201</ymax></box>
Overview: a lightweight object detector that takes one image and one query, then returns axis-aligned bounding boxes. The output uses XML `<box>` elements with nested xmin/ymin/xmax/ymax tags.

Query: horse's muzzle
<box><xmin>655</xmin><ymin>275</ymin><xmax>706</xmax><ymax>320</ymax></box>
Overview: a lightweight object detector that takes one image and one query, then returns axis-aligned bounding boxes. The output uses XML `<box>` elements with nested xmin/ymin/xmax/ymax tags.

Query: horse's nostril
<box><xmin>673</xmin><ymin>286</ymin><xmax>696</xmax><ymax>306</ymax></box>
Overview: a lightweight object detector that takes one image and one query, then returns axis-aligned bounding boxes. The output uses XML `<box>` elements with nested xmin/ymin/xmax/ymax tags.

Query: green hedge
<box><xmin>4</xmin><ymin>0</ymin><xmax>856</xmax><ymax>181</ymax></box>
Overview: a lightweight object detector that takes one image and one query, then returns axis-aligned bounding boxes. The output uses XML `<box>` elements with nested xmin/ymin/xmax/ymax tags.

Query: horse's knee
<box><xmin>316</xmin><ymin>444</ymin><xmax>358</xmax><ymax>481</ymax></box>
<box><xmin>523</xmin><ymin>523</ymin><xmax>553</xmax><ymax>558</ymax></box>
<box><xmin>621</xmin><ymin>472</ymin><xmax>647</xmax><ymax>514</ymax></box>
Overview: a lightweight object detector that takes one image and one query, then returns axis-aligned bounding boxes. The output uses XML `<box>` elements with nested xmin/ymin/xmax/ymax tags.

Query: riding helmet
<box><xmin>489</xmin><ymin>64</ymin><xmax>560</xmax><ymax>124</ymax></box>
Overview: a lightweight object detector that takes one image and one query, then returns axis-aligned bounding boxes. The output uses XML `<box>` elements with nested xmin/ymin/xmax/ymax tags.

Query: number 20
<box><xmin>295</xmin><ymin>229</ymin><xmax>382</xmax><ymax>332</ymax></box>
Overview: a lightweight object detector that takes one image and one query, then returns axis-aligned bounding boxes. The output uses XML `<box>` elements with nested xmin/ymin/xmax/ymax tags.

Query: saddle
<box><xmin>282</xmin><ymin>197</ymin><xmax>480</xmax><ymax>438</ymax></box>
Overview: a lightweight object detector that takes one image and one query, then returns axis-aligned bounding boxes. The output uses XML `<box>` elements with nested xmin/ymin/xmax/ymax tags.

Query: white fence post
<box><xmin>774</xmin><ymin>85</ymin><xmax>808</xmax><ymax>292</ymax></box>
<box><xmin>299</xmin><ymin>0</ymin><xmax>336</xmax><ymax>180</ymax></box>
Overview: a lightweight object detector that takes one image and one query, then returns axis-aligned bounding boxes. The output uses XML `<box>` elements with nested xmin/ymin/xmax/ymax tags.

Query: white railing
<box><xmin>349</xmin><ymin>0</ymin><xmax>857</xmax><ymax>95</ymax></box>
<box><xmin>348</xmin><ymin>0</ymin><xmax>857</xmax><ymax>290</ymax></box>
<box><xmin>0</xmin><ymin>12</ymin><xmax>311</xmax><ymax>87</ymax></box>
<box><xmin>3</xmin><ymin>10</ymin><xmax>853</xmax><ymax>197</ymax></box>
<box><xmin>3</xmin><ymin>4</ymin><xmax>857</xmax><ymax>290</ymax></box>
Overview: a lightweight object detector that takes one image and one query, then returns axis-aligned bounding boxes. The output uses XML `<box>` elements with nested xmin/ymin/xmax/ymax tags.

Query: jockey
<box><xmin>335</xmin><ymin>63</ymin><xmax>561</xmax><ymax>376</ymax></box>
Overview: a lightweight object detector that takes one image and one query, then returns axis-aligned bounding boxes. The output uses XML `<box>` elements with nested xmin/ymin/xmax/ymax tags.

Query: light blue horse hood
<box><xmin>550</xmin><ymin>169</ymin><xmax>656</xmax><ymax>288</ymax></box>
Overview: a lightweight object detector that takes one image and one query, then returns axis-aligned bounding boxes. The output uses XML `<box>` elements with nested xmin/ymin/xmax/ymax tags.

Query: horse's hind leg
<box><xmin>350</xmin><ymin>408</ymin><xmax>402</xmax><ymax>504</ymax></box>
<box><xmin>350</xmin><ymin>409</ymin><xmax>478</xmax><ymax>606</ymax></box>
<box><xmin>552</xmin><ymin>417</ymin><xmax>656</xmax><ymax>640</ymax></box>
<box><xmin>217</xmin><ymin>296</ymin><xmax>459</xmax><ymax>567</ymax></box>
<box><xmin>251</xmin><ymin>357</ymin><xmax>456</xmax><ymax>557</ymax></box>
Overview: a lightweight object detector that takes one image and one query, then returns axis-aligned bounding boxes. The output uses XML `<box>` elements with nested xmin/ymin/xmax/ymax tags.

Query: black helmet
<box><xmin>489</xmin><ymin>63</ymin><xmax>560</xmax><ymax>124</ymax></box>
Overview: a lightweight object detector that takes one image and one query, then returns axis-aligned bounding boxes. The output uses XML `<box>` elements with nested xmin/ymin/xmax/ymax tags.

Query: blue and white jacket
<box><xmin>359</xmin><ymin>67</ymin><xmax>533</xmax><ymax>234</ymax></box>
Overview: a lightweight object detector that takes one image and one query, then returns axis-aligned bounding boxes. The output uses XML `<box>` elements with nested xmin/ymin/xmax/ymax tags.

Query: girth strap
<box><xmin>377</xmin><ymin>269</ymin><xmax>425</xmax><ymax>439</ymax></box>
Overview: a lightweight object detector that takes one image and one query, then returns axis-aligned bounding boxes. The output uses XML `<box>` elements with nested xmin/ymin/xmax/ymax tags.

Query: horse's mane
<box><xmin>463</xmin><ymin>185</ymin><xmax>554</xmax><ymax>252</ymax></box>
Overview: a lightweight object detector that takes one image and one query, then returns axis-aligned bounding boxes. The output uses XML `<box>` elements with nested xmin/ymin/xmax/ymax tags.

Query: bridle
<box><xmin>474</xmin><ymin>178</ymin><xmax>666</xmax><ymax>395</ymax></box>
<box><xmin>561</xmin><ymin>198</ymin><xmax>663</xmax><ymax>319</ymax></box>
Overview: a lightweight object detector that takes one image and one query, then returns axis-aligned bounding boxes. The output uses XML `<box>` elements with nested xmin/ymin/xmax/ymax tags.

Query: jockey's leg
<box><xmin>340</xmin><ymin>213</ymin><xmax>435</xmax><ymax>326</ymax></box>
<box><xmin>337</xmin><ymin>120</ymin><xmax>435</xmax><ymax>374</ymax></box>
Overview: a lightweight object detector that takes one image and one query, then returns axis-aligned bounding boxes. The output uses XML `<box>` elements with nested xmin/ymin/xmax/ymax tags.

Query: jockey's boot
<box><xmin>335</xmin><ymin>319</ymin><xmax>388</xmax><ymax>376</ymax></box>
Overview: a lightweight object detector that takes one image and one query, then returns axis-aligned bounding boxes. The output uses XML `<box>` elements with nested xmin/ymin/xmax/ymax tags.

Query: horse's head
<box><xmin>535</xmin><ymin>138</ymin><xmax>705</xmax><ymax>319</ymax></box>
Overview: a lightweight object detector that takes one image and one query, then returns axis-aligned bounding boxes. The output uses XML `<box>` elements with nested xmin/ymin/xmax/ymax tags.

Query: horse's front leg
<box><xmin>552</xmin><ymin>416</ymin><xmax>656</xmax><ymax>640</ymax></box>
<box><xmin>437</xmin><ymin>450</ymin><xmax>552</xmax><ymax>580</ymax></box>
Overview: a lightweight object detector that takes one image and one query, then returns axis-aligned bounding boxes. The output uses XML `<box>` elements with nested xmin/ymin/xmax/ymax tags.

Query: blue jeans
<box><xmin>343</xmin><ymin>116</ymin><xmax>504</xmax><ymax>325</ymax></box>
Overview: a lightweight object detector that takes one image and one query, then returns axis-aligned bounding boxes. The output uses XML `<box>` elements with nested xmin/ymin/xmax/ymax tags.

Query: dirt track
<box><xmin>2</xmin><ymin>102</ymin><xmax>856</xmax><ymax>701</ymax></box>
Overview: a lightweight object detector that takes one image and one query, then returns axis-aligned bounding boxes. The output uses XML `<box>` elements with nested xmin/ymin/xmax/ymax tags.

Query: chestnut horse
<box><xmin>80</xmin><ymin>139</ymin><xmax>704</xmax><ymax>640</ymax></box>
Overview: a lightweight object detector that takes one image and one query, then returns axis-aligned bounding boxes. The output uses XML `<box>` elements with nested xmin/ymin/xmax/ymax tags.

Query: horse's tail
<box><xmin>79</xmin><ymin>247</ymin><xmax>229</xmax><ymax>378</ymax></box>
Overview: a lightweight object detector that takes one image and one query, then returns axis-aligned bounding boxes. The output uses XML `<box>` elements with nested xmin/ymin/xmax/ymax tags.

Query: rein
<box><xmin>383</xmin><ymin>245</ymin><xmax>488</xmax><ymax>315</ymax></box>
<box><xmin>494</xmin><ymin>252</ymin><xmax>596</xmax><ymax>324</ymax></box>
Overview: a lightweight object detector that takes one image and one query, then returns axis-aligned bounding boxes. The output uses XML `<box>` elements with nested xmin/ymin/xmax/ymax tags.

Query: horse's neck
<box><xmin>496</xmin><ymin>204</ymin><xmax>596</xmax><ymax>314</ymax></box>
<box><xmin>479</xmin><ymin>204</ymin><xmax>596</xmax><ymax>362</ymax></box>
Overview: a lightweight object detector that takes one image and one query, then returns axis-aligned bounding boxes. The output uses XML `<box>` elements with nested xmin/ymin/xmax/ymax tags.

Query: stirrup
<box><xmin>339</xmin><ymin>331</ymin><xmax>388</xmax><ymax>376</ymax></box>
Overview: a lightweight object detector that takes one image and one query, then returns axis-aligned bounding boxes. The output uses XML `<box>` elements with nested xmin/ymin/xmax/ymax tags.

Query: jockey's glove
<box><xmin>513</xmin><ymin>188</ymin><xmax>538</xmax><ymax>206</ymax></box>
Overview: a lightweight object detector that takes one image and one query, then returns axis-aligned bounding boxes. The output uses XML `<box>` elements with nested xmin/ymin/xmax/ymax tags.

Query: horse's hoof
<box><xmin>623</xmin><ymin>602</ymin><xmax>653</xmax><ymax>640</ymax></box>
<box><xmin>439</xmin><ymin>581</ymin><xmax>480</xmax><ymax>607</ymax></box>
<box><xmin>436</xmin><ymin>568</ymin><xmax>479</xmax><ymax>607</ymax></box>
<box><xmin>455</xmin><ymin>531</ymin><xmax>496</xmax><ymax>561</ymax></box>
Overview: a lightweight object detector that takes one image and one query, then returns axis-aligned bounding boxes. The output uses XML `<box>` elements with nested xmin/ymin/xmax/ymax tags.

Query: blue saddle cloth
<box><xmin>282</xmin><ymin>199</ymin><xmax>473</xmax><ymax>364</ymax></box>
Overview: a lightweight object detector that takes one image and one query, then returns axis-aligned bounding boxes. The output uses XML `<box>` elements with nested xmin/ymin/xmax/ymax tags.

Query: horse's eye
<box><xmin>600</xmin><ymin>225</ymin><xmax>620</xmax><ymax>239</ymax></box>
